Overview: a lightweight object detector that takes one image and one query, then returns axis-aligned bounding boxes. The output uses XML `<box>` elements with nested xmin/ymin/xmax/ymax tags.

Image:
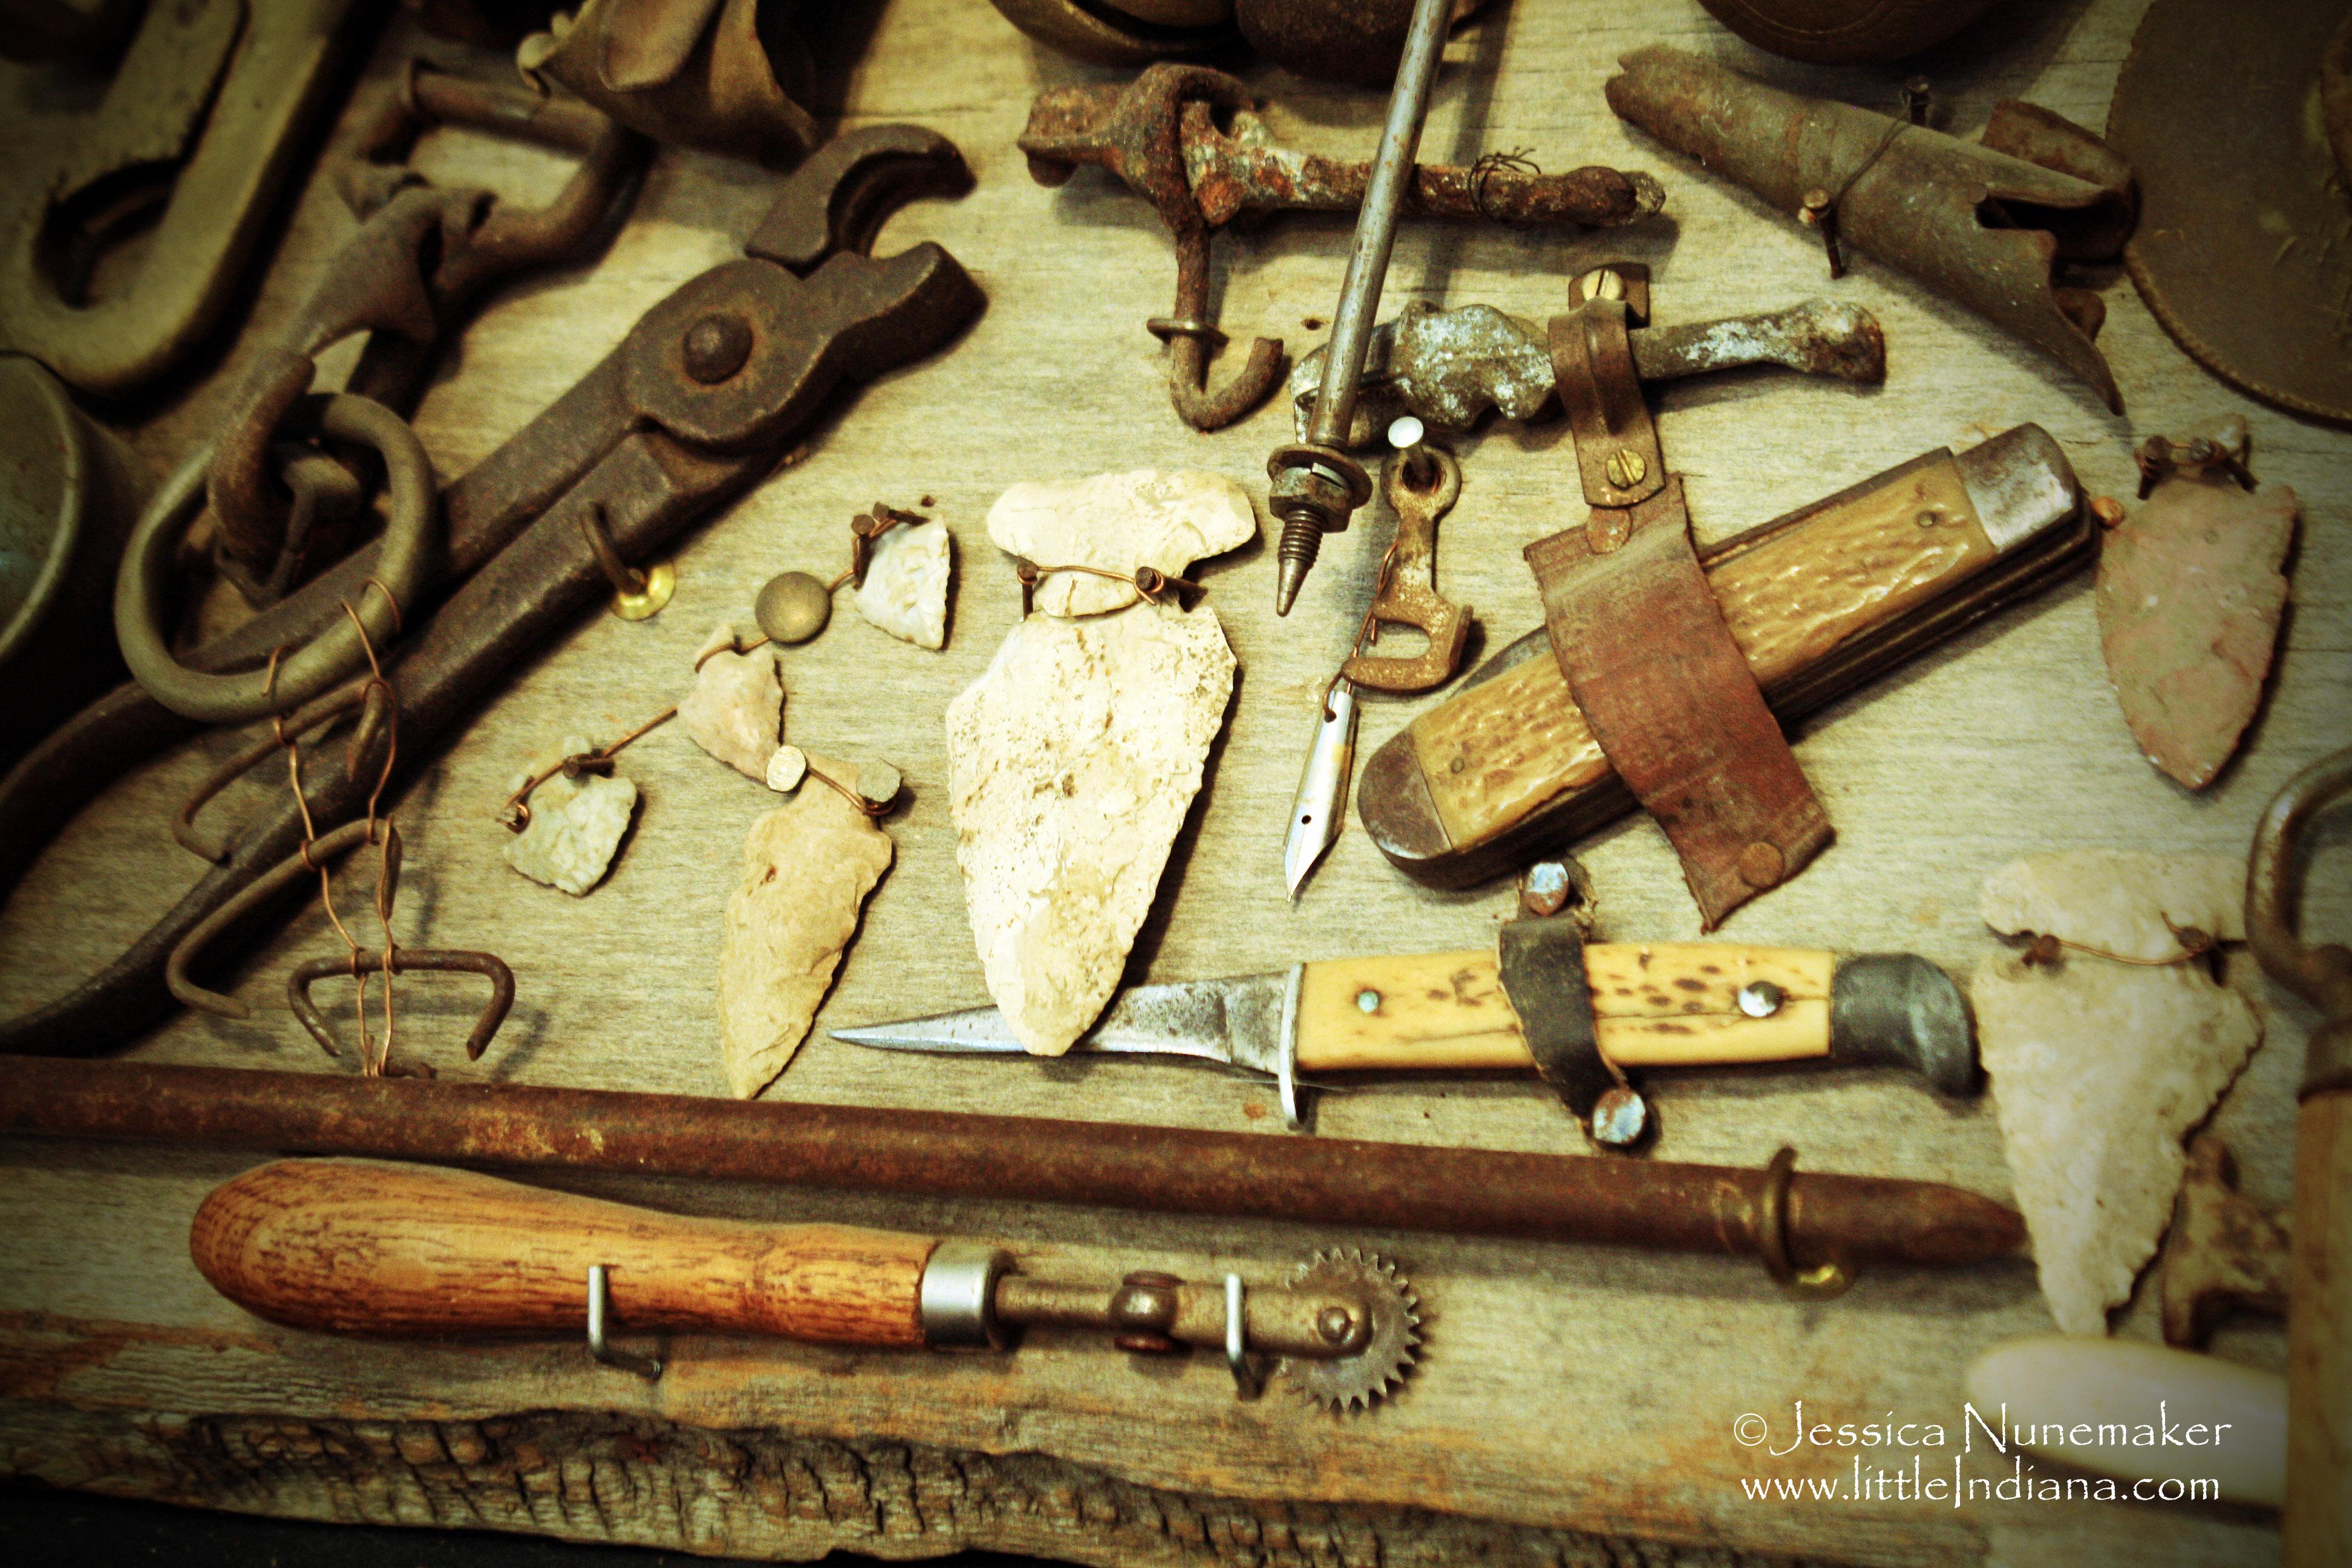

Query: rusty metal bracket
<box><xmin>1019</xmin><ymin>62</ymin><xmax>1663</xmax><ymax>431</ymax></box>
<box><xmin>1339</xmin><ymin>444</ymin><xmax>1469</xmax><ymax>695</ymax></box>
<box><xmin>289</xmin><ymin>947</ymin><xmax>516</xmax><ymax>1065</ymax></box>
<box><xmin>518</xmin><ymin>0</ymin><xmax>820</xmax><ymax>168</ymax></box>
<box><xmin>2248</xmin><ymin>746</ymin><xmax>2352</xmax><ymax>1101</ymax></box>
<box><xmin>1289</xmin><ymin>296</ymin><xmax>1885</xmax><ymax>446</ymax></box>
<box><xmin>0</xmin><ymin>0</ymin><xmax>370</xmax><ymax>397</ymax></box>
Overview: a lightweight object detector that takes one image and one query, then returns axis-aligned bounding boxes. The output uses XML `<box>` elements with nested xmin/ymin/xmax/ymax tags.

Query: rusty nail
<box><xmin>1589</xmin><ymin>1086</ymin><xmax>1651</xmax><ymax>1149</ymax></box>
<box><xmin>1798</xmin><ymin>188</ymin><xmax>1844</xmax><ymax>279</ymax></box>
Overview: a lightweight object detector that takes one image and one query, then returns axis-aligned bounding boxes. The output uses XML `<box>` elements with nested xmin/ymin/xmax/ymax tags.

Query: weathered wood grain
<box><xmin>0</xmin><ymin>0</ymin><xmax>2342</xmax><ymax>1564</ymax></box>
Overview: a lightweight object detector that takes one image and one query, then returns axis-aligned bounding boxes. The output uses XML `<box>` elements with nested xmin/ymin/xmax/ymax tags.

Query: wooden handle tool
<box><xmin>189</xmin><ymin>1159</ymin><xmax>1422</xmax><ymax>1406</ymax></box>
<box><xmin>192</xmin><ymin>1158</ymin><xmax>938</xmax><ymax>1347</ymax></box>
<box><xmin>1296</xmin><ymin>942</ymin><xmax>1834</xmax><ymax>1073</ymax></box>
<box><xmin>835</xmin><ymin>942</ymin><xmax>1976</xmax><ymax>1140</ymax></box>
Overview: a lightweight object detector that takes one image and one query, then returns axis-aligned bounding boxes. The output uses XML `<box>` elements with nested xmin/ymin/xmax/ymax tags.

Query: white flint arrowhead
<box><xmin>985</xmin><ymin>469</ymin><xmax>1255</xmax><ymax>616</ymax></box>
<box><xmin>854</xmin><ymin>518</ymin><xmax>952</xmax><ymax>648</ymax></box>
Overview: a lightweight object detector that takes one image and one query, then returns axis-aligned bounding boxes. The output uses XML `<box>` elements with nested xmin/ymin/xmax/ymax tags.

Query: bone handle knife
<box><xmin>1293</xmin><ymin>944</ymin><xmax>1833</xmax><ymax>1073</ymax></box>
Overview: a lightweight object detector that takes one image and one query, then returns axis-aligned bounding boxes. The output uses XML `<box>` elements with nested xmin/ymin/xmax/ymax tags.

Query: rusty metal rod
<box><xmin>0</xmin><ymin>1058</ymin><xmax>2022</xmax><ymax>1272</ymax></box>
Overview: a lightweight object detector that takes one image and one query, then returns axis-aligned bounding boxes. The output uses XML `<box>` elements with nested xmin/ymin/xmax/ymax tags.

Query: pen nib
<box><xmin>1282</xmin><ymin>678</ymin><xmax>1358</xmax><ymax>902</ymax></box>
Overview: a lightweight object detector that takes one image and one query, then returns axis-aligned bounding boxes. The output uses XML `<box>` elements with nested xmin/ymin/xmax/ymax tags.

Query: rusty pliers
<box><xmin>0</xmin><ymin>124</ymin><xmax>983</xmax><ymax>1058</ymax></box>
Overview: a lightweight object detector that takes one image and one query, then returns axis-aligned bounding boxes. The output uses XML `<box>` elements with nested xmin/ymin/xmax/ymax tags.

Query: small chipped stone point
<box><xmin>855</xmin><ymin>519</ymin><xmax>952</xmax><ymax>649</ymax></box>
<box><xmin>681</xmin><ymin>623</ymin><xmax>784</xmax><ymax>779</ymax></box>
<box><xmin>504</xmin><ymin>735</ymin><xmax>638</xmax><ymax>897</ymax></box>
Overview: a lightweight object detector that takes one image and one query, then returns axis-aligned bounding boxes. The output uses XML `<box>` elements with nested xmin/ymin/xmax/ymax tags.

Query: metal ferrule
<box><xmin>918</xmin><ymin>1240</ymin><xmax>1011</xmax><ymax>1349</ymax></box>
<box><xmin>1827</xmin><ymin>954</ymin><xmax>1978</xmax><ymax>1097</ymax></box>
<box><xmin>1954</xmin><ymin>418</ymin><xmax>2081</xmax><ymax>551</ymax></box>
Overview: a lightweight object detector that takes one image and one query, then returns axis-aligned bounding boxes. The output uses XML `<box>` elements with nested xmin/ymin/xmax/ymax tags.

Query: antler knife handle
<box><xmin>191</xmin><ymin>1159</ymin><xmax>936</xmax><ymax>1348</ymax></box>
<box><xmin>1361</xmin><ymin>425</ymin><xmax>2088</xmax><ymax>886</ymax></box>
<box><xmin>1295</xmin><ymin>945</ymin><xmax>1834</xmax><ymax>1071</ymax></box>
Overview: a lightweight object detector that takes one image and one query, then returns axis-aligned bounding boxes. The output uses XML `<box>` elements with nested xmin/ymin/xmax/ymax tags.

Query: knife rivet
<box><xmin>1737</xmin><ymin>980</ymin><xmax>1784</xmax><ymax>1019</ymax></box>
<box><xmin>1355</xmin><ymin>989</ymin><xmax>1382</xmax><ymax>1014</ymax></box>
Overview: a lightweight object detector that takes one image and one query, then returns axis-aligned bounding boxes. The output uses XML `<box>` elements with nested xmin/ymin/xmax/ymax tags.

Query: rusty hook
<box><xmin>2247</xmin><ymin>746</ymin><xmax>2352</xmax><ymax>1099</ymax></box>
<box><xmin>288</xmin><ymin>947</ymin><xmax>515</xmax><ymax>1063</ymax></box>
<box><xmin>1149</xmin><ymin>228</ymin><xmax>1286</xmax><ymax>431</ymax></box>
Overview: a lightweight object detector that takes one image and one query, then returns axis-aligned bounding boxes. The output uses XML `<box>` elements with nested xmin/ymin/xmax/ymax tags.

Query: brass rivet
<box><xmin>755</xmin><ymin>570</ymin><xmax>834</xmax><ymax>644</ymax></box>
<box><xmin>1573</xmin><ymin>266</ymin><xmax>1625</xmax><ymax>304</ymax></box>
<box><xmin>1737</xmin><ymin>980</ymin><xmax>1784</xmax><ymax>1019</ymax></box>
<box><xmin>610</xmin><ymin>560</ymin><xmax>675</xmax><ymax>621</ymax></box>
<box><xmin>1448</xmin><ymin>755</ymin><xmax>1468</xmax><ymax>774</ymax></box>
<box><xmin>1915</xmin><ymin>509</ymin><xmax>1939</xmax><ymax>528</ymax></box>
<box><xmin>1737</xmin><ymin>841</ymin><xmax>1785</xmax><ymax>890</ymax></box>
<box><xmin>1356</xmin><ymin>988</ymin><xmax>1382</xmax><ymax>1014</ymax></box>
<box><xmin>1605</xmin><ymin>449</ymin><xmax>1648</xmax><ymax>489</ymax></box>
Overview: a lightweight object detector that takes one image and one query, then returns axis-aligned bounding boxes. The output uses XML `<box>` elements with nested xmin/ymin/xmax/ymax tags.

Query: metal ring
<box><xmin>116</xmin><ymin>393</ymin><xmax>438</xmax><ymax>725</ymax></box>
<box><xmin>1756</xmin><ymin>1146</ymin><xmax>1852</xmax><ymax>1299</ymax></box>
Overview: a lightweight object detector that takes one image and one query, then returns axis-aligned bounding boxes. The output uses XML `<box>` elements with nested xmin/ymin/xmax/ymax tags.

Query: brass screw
<box><xmin>1915</xmin><ymin>509</ymin><xmax>1940</xmax><ymax>528</ymax></box>
<box><xmin>1316</xmin><ymin>1306</ymin><xmax>1357</xmax><ymax>1344</ymax></box>
<box><xmin>1605</xmin><ymin>449</ymin><xmax>1648</xmax><ymax>489</ymax></box>
<box><xmin>1572</xmin><ymin>266</ymin><xmax>1624</xmax><ymax>305</ymax></box>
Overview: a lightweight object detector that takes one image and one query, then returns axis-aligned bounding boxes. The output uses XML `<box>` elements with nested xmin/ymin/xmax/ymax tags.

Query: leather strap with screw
<box><xmin>1523</xmin><ymin>266</ymin><xmax>1833</xmax><ymax>928</ymax></box>
<box><xmin>1495</xmin><ymin>912</ymin><xmax>1613</xmax><ymax>1123</ymax></box>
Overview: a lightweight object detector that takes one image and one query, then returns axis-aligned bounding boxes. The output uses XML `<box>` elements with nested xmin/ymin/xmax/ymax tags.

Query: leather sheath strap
<box><xmin>1524</xmin><ymin>271</ymin><xmax>1833</xmax><ymax>928</ymax></box>
<box><xmin>1494</xmin><ymin>912</ymin><xmax>1613</xmax><ymax>1124</ymax></box>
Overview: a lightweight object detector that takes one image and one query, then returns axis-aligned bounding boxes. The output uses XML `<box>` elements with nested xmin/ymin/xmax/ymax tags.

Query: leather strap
<box><xmin>1526</xmin><ymin>290</ymin><xmax>1834</xmax><ymax>928</ymax></box>
<box><xmin>1495</xmin><ymin>913</ymin><xmax>1612</xmax><ymax>1122</ymax></box>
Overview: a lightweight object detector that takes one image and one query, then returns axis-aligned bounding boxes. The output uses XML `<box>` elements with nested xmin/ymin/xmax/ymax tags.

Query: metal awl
<box><xmin>1264</xmin><ymin>0</ymin><xmax>1452</xmax><ymax>616</ymax></box>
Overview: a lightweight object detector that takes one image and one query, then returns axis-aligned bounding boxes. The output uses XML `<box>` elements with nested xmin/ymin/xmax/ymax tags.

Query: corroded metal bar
<box><xmin>0</xmin><ymin>1057</ymin><xmax>2022</xmax><ymax>1273</ymax></box>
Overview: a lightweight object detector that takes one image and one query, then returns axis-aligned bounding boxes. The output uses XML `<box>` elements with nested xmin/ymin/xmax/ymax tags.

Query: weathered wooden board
<box><xmin>0</xmin><ymin>1</ymin><xmax>2344</xmax><ymax>1564</ymax></box>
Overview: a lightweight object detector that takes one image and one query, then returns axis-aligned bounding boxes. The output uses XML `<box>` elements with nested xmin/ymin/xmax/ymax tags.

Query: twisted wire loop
<box><xmin>167</xmin><ymin>576</ymin><xmax>512</xmax><ymax>1076</ymax></box>
<box><xmin>1469</xmin><ymin>148</ymin><xmax>1541</xmax><ymax>223</ymax></box>
<box><xmin>280</xmin><ymin>586</ymin><xmax>405</xmax><ymax>1076</ymax></box>
<box><xmin>1011</xmin><ymin>558</ymin><xmax>1206</xmax><ymax>617</ymax></box>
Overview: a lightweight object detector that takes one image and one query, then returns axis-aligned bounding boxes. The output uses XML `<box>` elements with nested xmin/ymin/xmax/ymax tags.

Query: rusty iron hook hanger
<box><xmin>0</xmin><ymin>123</ymin><xmax>986</xmax><ymax>1062</ymax></box>
<box><xmin>205</xmin><ymin>63</ymin><xmax>652</xmax><ymax>607</ymax></box>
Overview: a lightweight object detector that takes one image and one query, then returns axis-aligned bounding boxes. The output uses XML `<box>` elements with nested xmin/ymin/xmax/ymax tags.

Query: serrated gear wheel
<box><xmin>1277</xmin><ymin>1248</ymin><xmax>1420</xmax><ymax>1411</ymax></box>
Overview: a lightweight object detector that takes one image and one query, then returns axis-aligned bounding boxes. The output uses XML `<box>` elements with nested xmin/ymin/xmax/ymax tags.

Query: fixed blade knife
<box><xmin>833</xmin><ymin>942</ymin><xmax>1975</xmax><ymax>1132</ymax></box>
